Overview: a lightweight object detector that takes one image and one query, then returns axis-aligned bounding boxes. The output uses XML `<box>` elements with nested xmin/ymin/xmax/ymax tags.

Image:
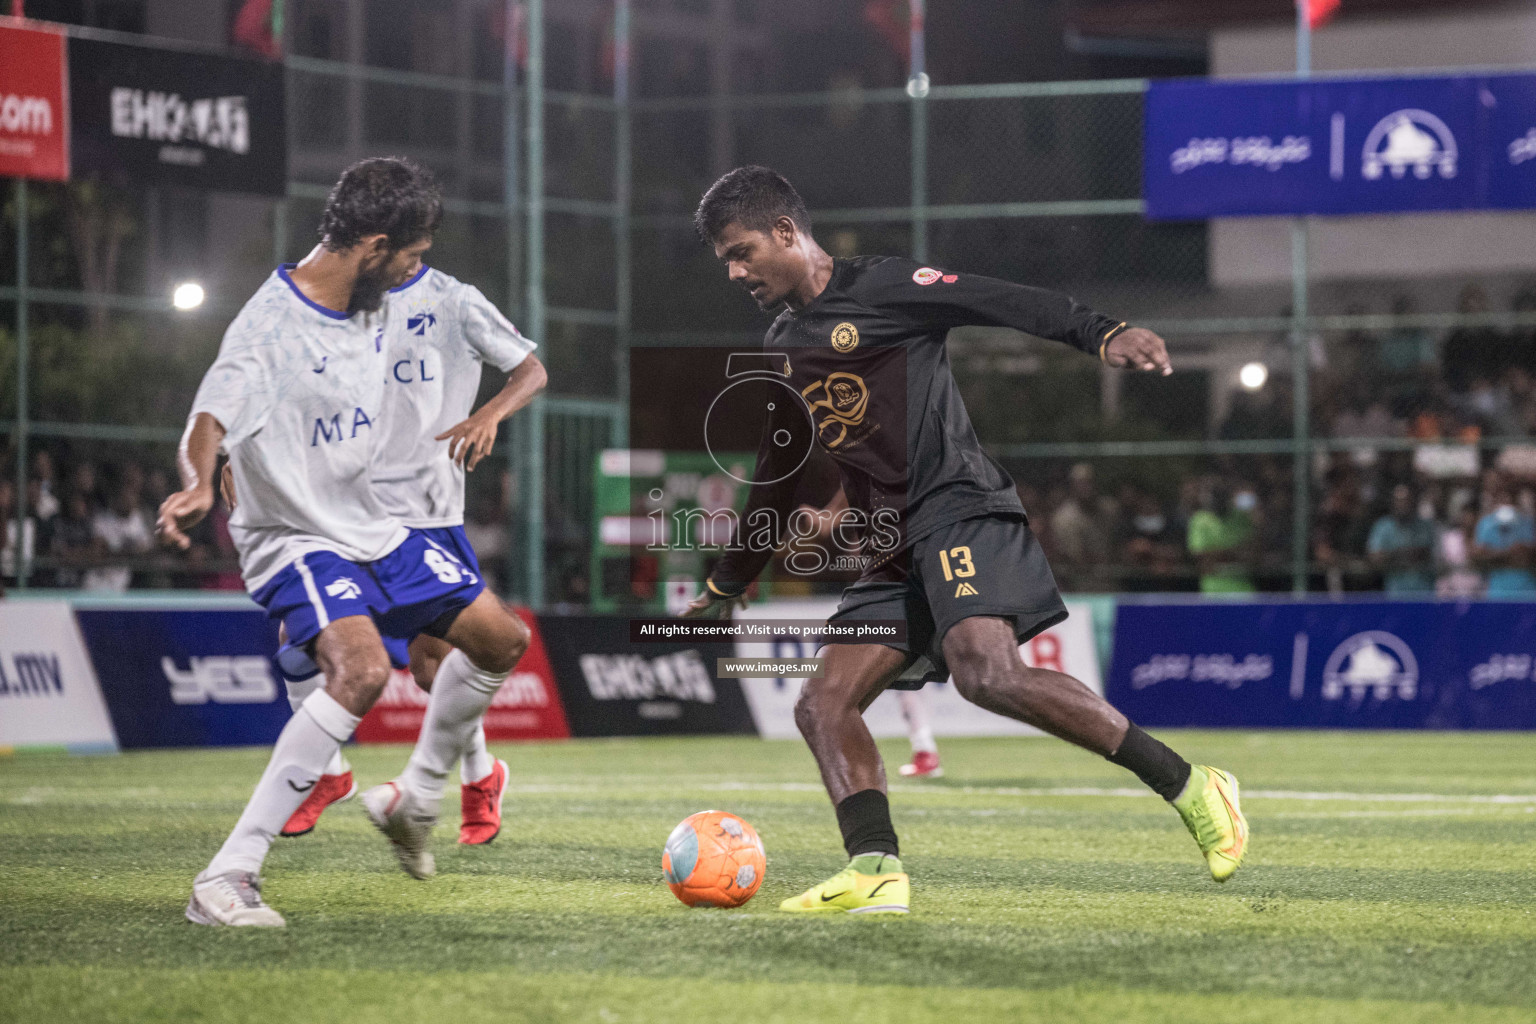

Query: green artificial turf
<box><xmin>1</xmin><ymin>731</ymin><xmax>1533</xmax><ymax>1023</ymax></box>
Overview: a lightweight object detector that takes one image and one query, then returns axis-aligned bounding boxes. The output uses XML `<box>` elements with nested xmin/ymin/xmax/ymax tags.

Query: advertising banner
<box><xmin>0</xmin><ymin>601</ymin><xmax>117</xmax><ymax>752</ymax></box>
<box><xmin>538</xmin><ymin>615</ymin><xmax>755</xmax><ymax>737</ymax></box>
<box><xmin>67</xmin><ymin>36</ymin><xmax>285</xmax><ymax>194</ymax></box>
<box><xmin>0</xmin><ymin>22</ymin><xmax>70</xmax><ymax>181</ymax></box>
<box><xmin>1486</xmin><ymin>74</ymin><xmax>1536</xmax><ymax>210</ymax></box>
<box><xmin>1144</xmin><ymin>73</ymin><xmax>1536</xmax><ymax>219</ymax></box>
<box><xmin>75</xmin><ymin>607</ymin><xmax>290</xmax><ymax>748</ymax></box>
<box><xmin>735</xmin><ymin>599</ymin><xmax>1102</xmax><ymax>740</ymax></box>
<box><xmin>353</xmin><ymin>609</ymin><xmax>570</xmax><ymax>744</ymax></box>
<box><xmin>1108</xmin><ymin>600</ymin><xmax>1536</xmax><ymax>729</ymax></box>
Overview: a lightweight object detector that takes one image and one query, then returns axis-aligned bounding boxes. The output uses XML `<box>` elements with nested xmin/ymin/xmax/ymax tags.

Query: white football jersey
<box><xmin>191</xmin><ymin>267</ymin><xmax>409</xmax><ymax>592</ymax></box>
<box><xmin>373</xmin><ymin>267</ymin><xmax>536</xmax><ymax>528</ymax></box>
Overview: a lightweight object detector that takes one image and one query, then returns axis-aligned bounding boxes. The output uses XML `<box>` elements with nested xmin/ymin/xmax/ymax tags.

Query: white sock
<box><xmin>398</xmin><ymin>650</ymin><xmax>507</xmax><ymax>805</ymax></box>
<box><xmin>898</xmin><ymin>690</ymin><xmax>938</xmax><ymax>755</ymax></box>
<box><xmin>460</xmin><ymin>723</ymin><xmax>495</xmax><ymax>784</ymax></box>
<box><xmin>205</xmin><ymin>690</ymin><xmax>360</xmax><ymax>877</ymax></box>
<box><xmin>285</xmin><ymin>672</ymin><xmax>348</xmax><ymax>776</ymax></box>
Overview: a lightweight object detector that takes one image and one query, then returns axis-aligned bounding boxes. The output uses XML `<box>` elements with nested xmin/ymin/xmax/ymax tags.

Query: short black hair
<box><xmin>319</xmin><ymin>157</ymin><xmax>443</xmax><ymax>252</ymax></box>
<box><xmin>694</xmin><ymin>165</ymin><xmax>811</xmax><ymax>245</ymax></box>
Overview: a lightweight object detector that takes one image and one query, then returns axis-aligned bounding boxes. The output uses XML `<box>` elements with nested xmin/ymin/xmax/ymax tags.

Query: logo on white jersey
<box><xmin>407</xmin><ymin>310</ymin><xmax>437</xmax><ymax>336</ymax></box>
<box><xmin>311</xmin><ymin>407</ymin><xmax>375</xmax><ymax>446</ymax></box>
<box><xmin>325</xmin><ymin>577</ymin><xmax>362</xmax><ymax>600</ymax></box>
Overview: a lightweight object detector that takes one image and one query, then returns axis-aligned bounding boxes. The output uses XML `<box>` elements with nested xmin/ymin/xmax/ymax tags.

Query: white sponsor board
<box><xmin>736</xmin><ymin>599</ymin><xmax>1101</xmax><ymax>739</ymax></box>
<box><xmin>0</xmin><ymin>601</ymin><xmax>118</xmax><ymax>751</ymax></box>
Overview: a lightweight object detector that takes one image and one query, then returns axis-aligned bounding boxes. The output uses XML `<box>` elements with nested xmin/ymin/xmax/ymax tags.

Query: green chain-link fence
<box><xmin>7</xmin><ymin>5</ymin><xmax>1536</xmax><ymax>603</ymax></box>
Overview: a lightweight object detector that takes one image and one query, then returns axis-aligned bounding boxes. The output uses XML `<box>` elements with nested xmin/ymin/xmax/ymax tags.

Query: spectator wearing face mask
<box><xmin>1187</xmin><ymin>478</ymin><xmax>1258</xmax><ymax>595</ymax></box>
<box><xmin>1473</xmin><ymin>482</ymin><xmax>1536</xmax><ymax>595</ymax></box>
<box><xmin>1121</xmin><ymin>488</ymin><xmax>1182</xmax><ymax>590</ymax></box>
<box><xmin>1366</xmin><ymin>484</ymin><xmax>1437</xmax><ymax>594</ymax></box>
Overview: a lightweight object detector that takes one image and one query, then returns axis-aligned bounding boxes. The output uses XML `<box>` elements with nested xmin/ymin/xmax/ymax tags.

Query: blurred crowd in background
<box><xmin>1025</xmin><ymin>460</ymin><xmax>1533</xmax><ymax>596</ymax></box>
<box><xmin>0</xmin><ymin>449</ymin><xmax>514</xmax><ymax>596</ymax></box>
<box><xmin>1027</xmin><ymin>282</ymin><xmax>1536</xmax><ymax>594</ymax></box>
<box><xmin>4</xmin><ymin>281</ymin><xmax>1535</xmax><ymax>598</ymax></box>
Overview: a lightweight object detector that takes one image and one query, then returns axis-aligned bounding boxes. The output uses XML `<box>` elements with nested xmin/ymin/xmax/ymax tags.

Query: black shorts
<box><xmin>821</xmin><ymin>513</ymin><xmax>1067</xmax><ymax>688</ymax></box>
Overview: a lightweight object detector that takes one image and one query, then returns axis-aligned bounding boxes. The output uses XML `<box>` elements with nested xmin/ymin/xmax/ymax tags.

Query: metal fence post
<box><xmin>613</xmin><ymin>0</ymin><xmax>632</xmax><ymax>448</ymax></box>
<box><xmin>907</xmin><ymin>0</ymin><xmax>929</xmax><ymax>262</ymax></box>
<box><xmin>13</xmin><ymin>179</ymin><xmax>28</xmax><ymax>588</ymax></box>
<box><xmin>502</xmin><ymin>0</ymin><xmax>524</xmax><ymax>600</ymax></box>
<box><xmin>273</xmin><ymin>198</ymin><xmax>287</xmax><ymax>264</ymax></box>
<box><xmin>523</xmin><ymin>0</ymin><xmax>546</xmax><ymax>607</ymax></box>
<box><xmin>1290</xmin><ymin>0</ymin><xmax>1313</xmax><ymax>594</ymax></box>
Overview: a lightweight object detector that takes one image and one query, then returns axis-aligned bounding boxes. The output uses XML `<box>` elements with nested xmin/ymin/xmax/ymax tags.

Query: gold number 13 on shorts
<box><xmin>938</xmin><ymin>545</ymin><xmax>975</xmax><ymax>581</ymax></box>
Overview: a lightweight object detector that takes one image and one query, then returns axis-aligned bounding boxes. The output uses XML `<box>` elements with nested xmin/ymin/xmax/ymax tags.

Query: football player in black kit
<box><xmin>683</xmin><ymin>166</ymin><xmax>1248</xmax><ymax>914</ymax></box>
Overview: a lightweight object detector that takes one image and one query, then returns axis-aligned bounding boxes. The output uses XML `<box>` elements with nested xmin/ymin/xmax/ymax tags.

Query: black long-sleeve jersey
<box><xmin>707</xmin><ymin>255</ymin><xmax>1125</xmax><ymax>595</ymax></box>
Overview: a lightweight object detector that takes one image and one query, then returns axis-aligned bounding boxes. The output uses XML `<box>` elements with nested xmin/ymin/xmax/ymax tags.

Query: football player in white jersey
<box><xmin>278</xmin><ymin>261</ymin><xmax>545</xmax><ymax>844</ymax></box>
<box><xmin>159</xmin><ymin>158</ymin><xmax>533</xmax><ymax>927</ymax></box>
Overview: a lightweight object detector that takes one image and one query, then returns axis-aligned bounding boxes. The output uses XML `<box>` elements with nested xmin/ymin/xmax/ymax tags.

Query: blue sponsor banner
<box><xmin>1486</xmin><ymin>74</ymin><xmax>1536</xmax><ymax>209</ymax></box>
<box><xmin>75</xmin><ymin>609</ymin><xmax>289</xmax><ymax>749</ymax></box>
<box><xmin>1144</xmin><ymin>73</ymin><xmax>1536</xmax><ymax>219</ymax></box>
<box><xmin>1108</xmin><ymin>600</ymin><xmax>1536</xmax><ymax>729</ymax></box>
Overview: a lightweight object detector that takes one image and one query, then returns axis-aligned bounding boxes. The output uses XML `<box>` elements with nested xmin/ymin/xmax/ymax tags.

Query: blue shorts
<box><xmin>255</xmin><ymin>528</ymin><xmax>485</xmax><ymax>676</ymax></box>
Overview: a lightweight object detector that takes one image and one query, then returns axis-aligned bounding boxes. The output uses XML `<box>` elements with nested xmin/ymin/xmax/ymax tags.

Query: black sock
<box><xmin>1107</xmin><ymin>723</ymin><xmax>1191</xmax><ymax>801</ymax></box>
<box><xmin>835</xmin><ymin>789</ymin><xmax>900</xmax><ymax>858</ymax></box>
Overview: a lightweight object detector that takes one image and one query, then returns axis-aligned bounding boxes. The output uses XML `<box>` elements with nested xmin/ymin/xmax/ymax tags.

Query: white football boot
<box><xmin>185</xmin><ymin>870</ymin><xmax>286</xmax><ymax>927</ymax></box>
<box><xmin>361</xmin><ymin>781</ymin><xmax>437</xmax><ymax>880</ymax></box>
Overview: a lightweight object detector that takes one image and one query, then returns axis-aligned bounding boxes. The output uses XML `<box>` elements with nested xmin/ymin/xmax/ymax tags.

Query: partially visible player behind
<box><xmin>280</xmin><ymin>260</ymin><xmax>546</xmax><ymax>844</ymax></box>
<box><xmin>895</xmin><ymin>690</ymin><xmax>942</xmax><ymax>778</ymax></box>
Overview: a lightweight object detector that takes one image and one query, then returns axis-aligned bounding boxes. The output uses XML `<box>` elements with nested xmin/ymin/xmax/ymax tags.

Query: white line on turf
<box><xmin>490</xmin><ymin>781</ymin><xmax>1536</xmax><ymax>805</ymax></box>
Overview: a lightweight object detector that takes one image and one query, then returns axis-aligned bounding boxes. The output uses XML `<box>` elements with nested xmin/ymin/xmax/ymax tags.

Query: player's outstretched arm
<box><xmin>855</xmin><ymin>259</ymin><xmax>1172</xmax><ymax>373</ymax></box>
<box><xmin>157</xmin><ymin>412</ymin><xmax>226</xmax><ymax>550</ymax></box>
<box><xmin>437</xmin><ymin>354</ymin><xmax>548</xmax><ymax>471</ymax></box>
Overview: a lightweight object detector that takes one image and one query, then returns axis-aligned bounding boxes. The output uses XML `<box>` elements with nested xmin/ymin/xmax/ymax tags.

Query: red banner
<box><xmin>0</xmin><ymin>21</ymin><xmax>69</xmax><ymax>181</ymax></box>
<box><xmin>1306</xmin><ymin>0</ymin><xmax>1341</xmax><ymax>30</ymax></box>
<box><xmin>353</xmin><ymin>608</ymin><xmax>571</xmax><ymax>744</ymax></box>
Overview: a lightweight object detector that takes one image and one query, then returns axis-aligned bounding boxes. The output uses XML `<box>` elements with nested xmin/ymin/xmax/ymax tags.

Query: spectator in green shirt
<box><xmin>1187</xmin><ymin>478</ymin><xmax>1258</xmax><ymax>594</ymax></box>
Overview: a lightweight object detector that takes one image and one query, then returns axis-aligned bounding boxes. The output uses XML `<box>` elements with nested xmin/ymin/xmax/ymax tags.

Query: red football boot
<box><xmin>280</xmin><ymin>771</ymin><xmax>358</xmax><ymax>837</ymax></box>
<box><xmin>459</xmin><ymin>758</ymin><xmax>508</xmax><ymax>845</ymax></box>
<box><xmin>898</xmin><ymin>750</ymin><xmax>944</xmax><ymax>779</ymax></box>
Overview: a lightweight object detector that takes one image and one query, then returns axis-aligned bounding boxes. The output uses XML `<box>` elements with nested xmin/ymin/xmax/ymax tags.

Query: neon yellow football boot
<box><xmin>779</xmin><ymin>854</ymin><xmax>909</xmax><ymax>914</ymax></box>
<box><xmin>1173</xmin><ymin>765</ymin><xmax>1249</xmax><ymax>882</ymax></box>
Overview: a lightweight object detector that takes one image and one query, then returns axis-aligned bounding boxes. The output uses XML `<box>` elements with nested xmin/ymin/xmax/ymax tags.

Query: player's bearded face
<box><xmin>350</xmin><ymin>239</ymin><xmax>428</xmax><ymax>314</ymax></box>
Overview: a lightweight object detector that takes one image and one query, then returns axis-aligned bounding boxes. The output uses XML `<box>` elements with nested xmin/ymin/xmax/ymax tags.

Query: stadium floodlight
<box><xmin>172</xmin><ymin>281</ymin><xmax>206</xmax><ymax>311</ymax></box>
<box><xmin>1239</xmin><ymin>361</ymin><xmax>1269</xmax><ymax>391</ymax></box>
